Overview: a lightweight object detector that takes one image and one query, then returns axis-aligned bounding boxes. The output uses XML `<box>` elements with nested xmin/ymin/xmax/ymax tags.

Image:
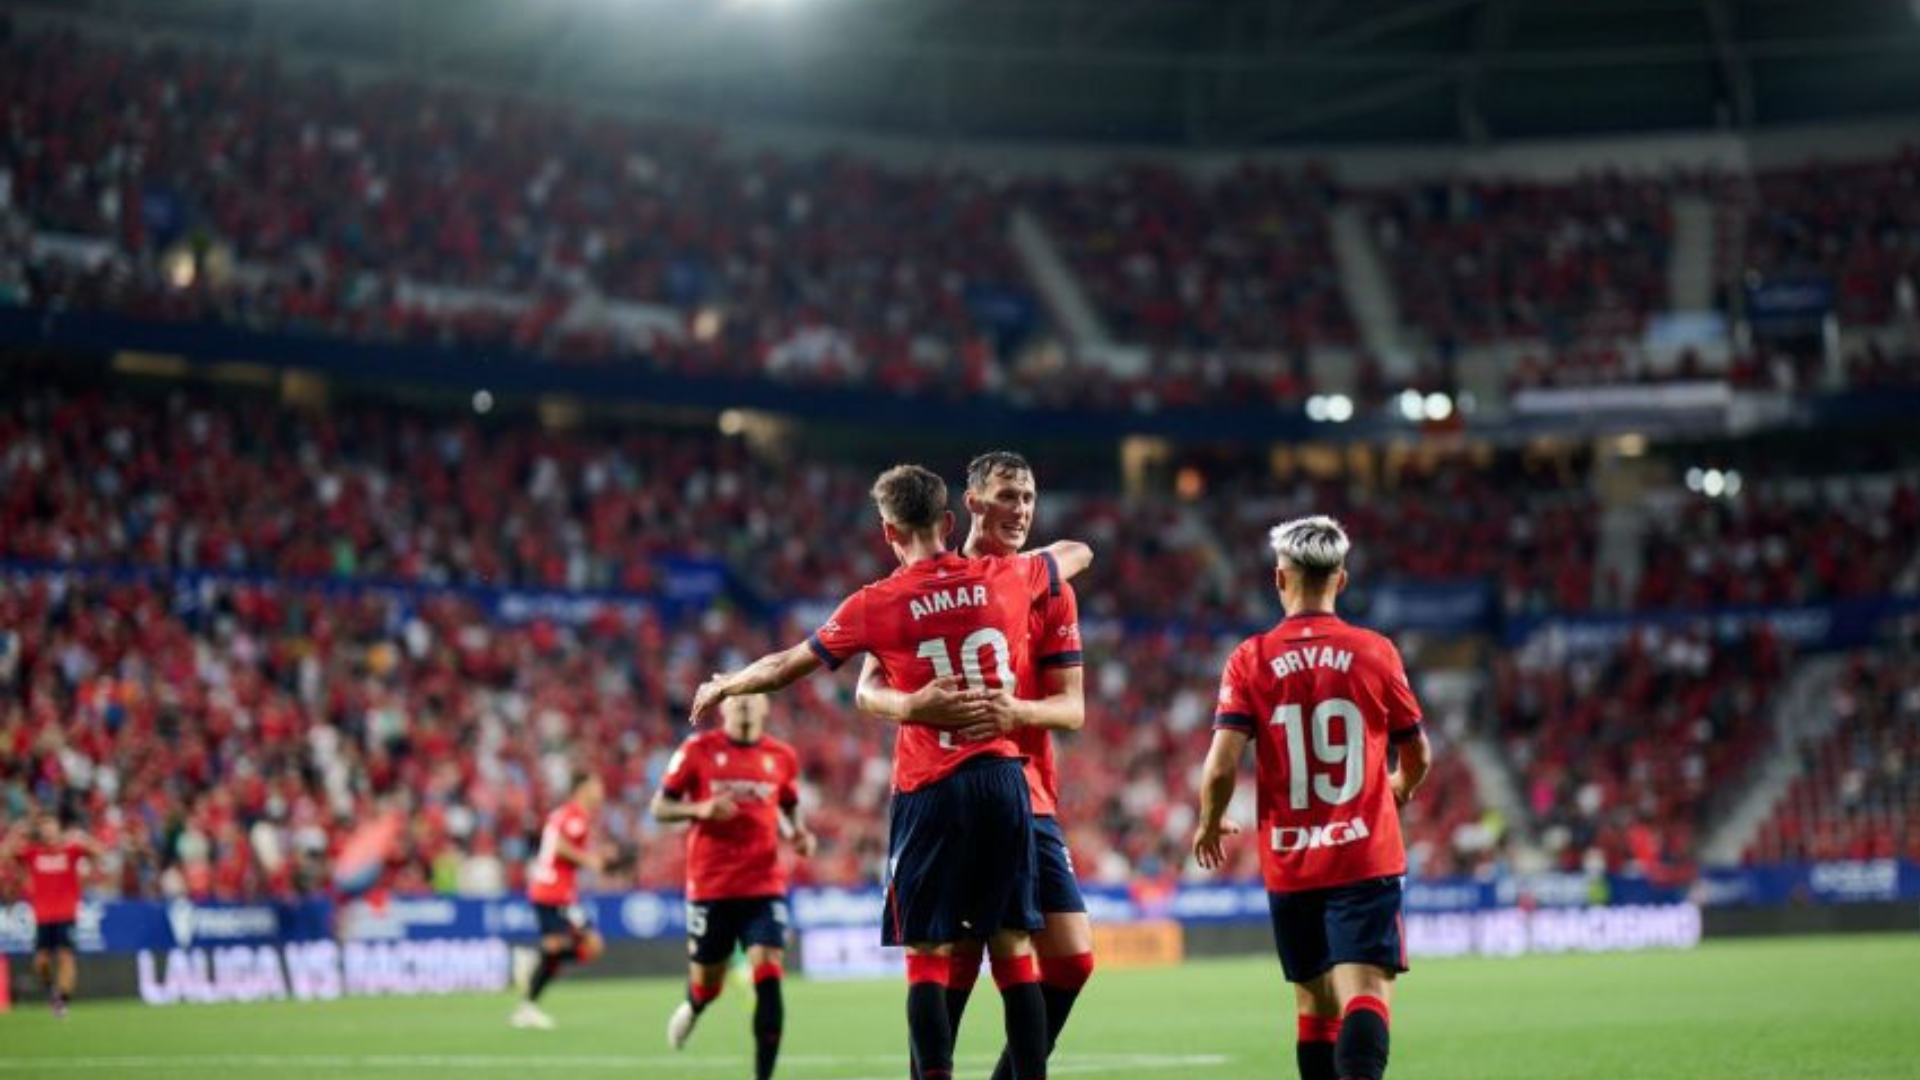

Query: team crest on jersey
<box><xmin>716</xmin><ymin>753</ymin><xmax>728</xmax><ymax>766</ymax></box>
<box><xmin>763</xmin><ymin>755</ymin><xmax>775</xmax><ymax>773</ymax></box>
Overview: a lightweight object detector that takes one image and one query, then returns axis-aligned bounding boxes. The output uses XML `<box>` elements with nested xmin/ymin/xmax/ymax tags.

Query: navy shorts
<box><xmin>1267</xmin><ymin>876</ymin><xmax>1408</xmax><ymax>984</ymax></box>
<box><xmin>687</xmin><ymin>896</ymin><xmax>791</xmax><ymax>964</ymax></box>
<box><xmin>35</xmin><ymin>921</ymin><xmax>76</xmax><ymax>952</ymax></box>
<box><xmin>884</xmin><ymin>756</ymin><xmax>1040</xmax><ymax>946</ymax></box>
<box><xmin>1033</xmin><ymin>816</ymin><xmax>1087</xmax><ymax>915</ymax></box>
<box><xmin>534</xmin><ymin>903</ymin><xmax>590</xmax><ymax>940</ymax></box>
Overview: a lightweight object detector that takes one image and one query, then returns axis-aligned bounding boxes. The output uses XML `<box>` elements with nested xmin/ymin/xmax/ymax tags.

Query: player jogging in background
<box><xmin>512</xmin><ymin>770</ymin><xmax>608</xmax><ymax>1030</ymax></box>
<box><xmin>2</xmin><ymin>811</ymin><xmax>107</xmax><ymax>1018</ymax></box>
<box><xmin>689</xmin><ymin>463</ymin><xmax>1093</xmax><ymax>1080</ymax></box>
<box><xmin>654</xmin><ymin>693</ymin><xmax>816</xmax><ymax>1080</ymax></box>
<box><xmin>1192</xmin><ymin>516</ymin><xmax>1432</xmax><ymax>1080</ymax></box>
<box><xmin>856</xmin><ymin>451</ymin><xmax>1093</xmax><ymax>1080</ymax></box>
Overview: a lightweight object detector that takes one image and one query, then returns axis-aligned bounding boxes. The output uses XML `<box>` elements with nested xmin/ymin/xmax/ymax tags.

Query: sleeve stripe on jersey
<box><xmin>1040</xmin><ymin>551</ymin><xmax>1061</xmax><ymax>596</ymax></box>
<box><xmin>1389</xmin><ymin>721</ymin><xmax>1425</xmax><ymax>743</ymax></box>
<box><xmin>806</xmin><ymin>633</ymin><xmax>844</xmax><ymax>670</ymax></box>
<box><xmin>1037</xmin><ymin>650</ymin><xmax>1084</xmax><ymax>668</ymax></box>
<box><xmin>1213</xmin><ymin>712</ymin><xmax>1257</xmax><ymax>732</ymax></box>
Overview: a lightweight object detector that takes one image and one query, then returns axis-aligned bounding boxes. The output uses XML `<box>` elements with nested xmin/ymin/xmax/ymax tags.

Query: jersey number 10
<box><xmin>917</xmin><ymin>629</ymin><xmax>1015</xmax><ymax>749</ymax></box>
<box><xmin>1271</xmin><ymin>698</ymin><xmax>1365</xmax><ymax>810</ymax></box>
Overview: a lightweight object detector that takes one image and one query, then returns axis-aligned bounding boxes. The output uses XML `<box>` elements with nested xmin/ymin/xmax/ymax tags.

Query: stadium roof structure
<box><xmin>19</xmin><ymin>0</ymin><xmax>1920</xmax><ymax>147</ymax></box>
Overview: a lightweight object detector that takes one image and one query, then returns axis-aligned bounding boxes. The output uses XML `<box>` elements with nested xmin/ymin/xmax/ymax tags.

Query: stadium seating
<box><xmin>1490</xmin><ymin>625</ymin><xmax>1786</xmax><ymax>878</ymax></box>
<box><xmin>1745</xmin><ymin>619</ymin><xmax>1920</xmax><ymax>864</ymax></box>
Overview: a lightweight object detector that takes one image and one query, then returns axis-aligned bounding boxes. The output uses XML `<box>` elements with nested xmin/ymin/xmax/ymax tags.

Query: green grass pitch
<box><xmin>4</xmin><ymin>935</ymin><xmax>1918</xmax><ymax>1079</ymax></box>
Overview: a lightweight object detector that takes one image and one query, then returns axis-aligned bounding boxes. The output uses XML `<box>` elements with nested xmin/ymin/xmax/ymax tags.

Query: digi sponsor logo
<box><xmin>1271</xmin><ymin>818</ymin><xmax>1371</xmax><ymax>853</ymax></box>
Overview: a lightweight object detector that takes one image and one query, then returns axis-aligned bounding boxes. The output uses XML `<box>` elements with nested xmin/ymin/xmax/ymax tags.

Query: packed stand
<box><xmin>1634</xmin><ymin>475</ymin><xmax>1920</xmax><ymax>609</ymax></box>
<box><xmin>1490</xmin><ymin>625</ymin><xmax>1788</xmax><ymax>881</ymax></box>
<box><xmin>1746</xmin><ymin>152</ymin><xmax>1920</xmax><ymax>327</ymax></box>
<box><xmin>0</xmin><ymin>25</ymin><xmax>1030</xmax><ymax>396</ymax></box>
<box><xmin>1025</xmin><ymin>163</ymin><xmax>1345</xmax><ymax>395</ymax></box>
<box><xmin>0</xmin><ymin>568</ymin><xmax>1486</xmax><ymax>903</ymax></box>
<box><xmin>1368</xmin><ymin>174</ymin><xmax>1672</xmax><ymax>345</ymax></box>
<box><xmin>1745</xmin><ymin>619</ymin><xmax>1920</xmax><ymax>864</ymax></box>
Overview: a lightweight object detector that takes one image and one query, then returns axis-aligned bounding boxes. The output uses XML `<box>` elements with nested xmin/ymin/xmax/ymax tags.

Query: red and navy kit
<box><xmin>18</xmin><ymin>841</ymin><xmax>87</xmax><ymax>952</ymax></box>
<box><xmin>808</xmin><ymin>550</ymin><xmax>1059</xmax><ymax>793</ymax></box>
<box><xmin>1213</xmin><ymin>612</ymin><xmax>1423</xmax><ymax>893</ymax></box>
<box><xmin>807</xmin><ymin>549</ymin><xmax>1060</xmax><ymax>944</ymax></box>
<box><xmin>1213</xmin><ymin>612</ymin><xmax>1422</xmax><ymax>979</ymax></box>
<box><xmin>660</xmin><ymin>731</ymin><xmax>802</xmax><ymax>903</ymax></box>
<box><xmin>1012</xmin><ymin>580</ymin><xmax>1083</xmax><ymax>819</ymax></box>
<box><xmin>19</xmin><ymin>842</ymin><xmax>87</xmax><ymax>925</ymax></box>
<box><xmin>528</xmin><ymin>801</ymin><xmax>593</xmax><ymax>908</ymax></box>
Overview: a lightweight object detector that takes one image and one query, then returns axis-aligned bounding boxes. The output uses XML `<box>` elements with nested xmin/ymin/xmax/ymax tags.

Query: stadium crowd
<box><xmin>1746</xmin><ymin>618</ymin><xmax>1920</xmax><ymax>864</ymax></box>
<box><xmin>8</xmin><ymin>21</ymin><xmax>1918</xmax><ymax>418</ymax></box>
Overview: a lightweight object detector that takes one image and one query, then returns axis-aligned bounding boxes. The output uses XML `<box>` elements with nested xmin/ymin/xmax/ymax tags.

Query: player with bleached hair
<box><xmin>1193</xmin><ymin>515</ymin><xmax>1431</xmax><ymax>1080</ymax></box>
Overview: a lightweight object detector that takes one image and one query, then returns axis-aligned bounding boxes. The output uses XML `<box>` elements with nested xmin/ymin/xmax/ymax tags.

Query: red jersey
<box><xmin>527</xmin><ymin>801</ymin><xmax>594</xmax><ymax>906</ymax></box>
<box><xmin>1213</xmin><ymin>613</ymin><xmax>1424</xmax><ymax>893</ymax></box>
<box><xmin>19</xmin><ymin>842</ymin><xmax>88</xmax><ymax>924</ymax></box>
<box><xmin>660</xmin><ymin>730</ymin><xmax>802</xmax><ymax>902</ymax></box>
<box><xmin>1011</xmin><ymin>580</ymin><xmax>1083</xmax><ymax>818</ymax></box>
<box><xmin>810</xmin><ymin>550</ymin><xmax>1060</xmax><ymax>793</ymax></box>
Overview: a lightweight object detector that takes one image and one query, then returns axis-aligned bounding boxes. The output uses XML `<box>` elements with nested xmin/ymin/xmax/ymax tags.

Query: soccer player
<box><xmin>855</xmin><ymin>452</ymin><xmax>1093</xmax><ymax>1080</ymax></box>
<box><xmin>689</xmin><ymin>463</ymin><xmax>1092</xmax><ymax>1080</ymax></box>
<box><xmin>1</xmin><ymin>811</ymin><xmax>107</xmax><ymax>1018</ymax></box>
<box><xmin>1191</xmin><ymin>516</ymin><xmax>1431</xmax><ymax>1080</ymax></box>
<box><xmin>653</xmin><ymin>693</ymin><xmax>816</xmax><ymax>1080</ymax></box>
<box><xmin>511</xmin><ymin>769</ymin><xmax>608</xmax><ymax>1030</ymax></box>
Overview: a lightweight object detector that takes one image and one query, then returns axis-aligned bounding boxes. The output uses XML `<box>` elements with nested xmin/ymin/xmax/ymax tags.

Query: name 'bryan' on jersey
<box><xmin>1268</xmin><ymin>645</ymin><xmax>1354</xmax><ymax>680</ymax></box>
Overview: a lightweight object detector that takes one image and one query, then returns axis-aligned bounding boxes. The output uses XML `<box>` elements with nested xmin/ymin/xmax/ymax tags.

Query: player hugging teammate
<box><xmin>690</xmin><ymin>462</ymin><xmax>1092</xmax><ymax>1080</ymax></box>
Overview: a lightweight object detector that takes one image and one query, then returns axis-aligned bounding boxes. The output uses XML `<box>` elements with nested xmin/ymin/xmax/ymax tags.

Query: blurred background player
<box><xmin>1</xmin><ymin>811</ymin><xmax>108</xmax><ymax>1018</ymax></box>
<box><xmin>857</xmin><ymin>451</ymin><xmax>1094</xmax><ymax>1080</ymax></box>
<box><xmin>1193</xmin><ymin>516</ymin><xmax>1432</xmax><ymax>1080</ymax></box>
<box><xmin>653</xmin><ymin>693</ymin><xmax>815</xmax><ymax>1080</ymax></box>
<box><xmin>511</xmin><ymin>769</ymin><xmax>609</xmax><ymax>1030</ymax></box>
<box><xmin>688</xmin><ymin>464</ymin><xmax>1092</xmax><ymax>1080</ymax></box>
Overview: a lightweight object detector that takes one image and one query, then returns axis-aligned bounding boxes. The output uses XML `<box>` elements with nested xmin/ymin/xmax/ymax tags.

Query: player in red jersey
<box><xmin>1192</xmin><ymin>516</ymin><xmax>1431</xmax><ymax>1080</ymax></box>
<box><xmin>653</xmin><ymin>693</ymin><xmax>816</xmax><ymax>1080</ymax></box>
<box><xmin>690</xmin><ymin>464</ymin><xmax>1091</xmax><ymax>1080</ymax></box>
<box><xmin>2</xmin><ymin>811</ymin><xmax>107</xmax><ymax>1018</ymax></box>
<box><xmin>856</xmin><ymin>452</ymin><xmax>1093</xmax><ymax>1080</ymax></box>
<box><xmin>511</xmin><ymin>770</ymin><xmax>608</xmax><ymax>1030</ymax></box>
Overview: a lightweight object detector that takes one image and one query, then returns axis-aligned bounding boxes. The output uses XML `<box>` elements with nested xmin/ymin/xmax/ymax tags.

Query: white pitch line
<box><xmin>0</xmin><ymin>1052</ymin><xmax>1230</xmax><ymax>1073</ymax></box>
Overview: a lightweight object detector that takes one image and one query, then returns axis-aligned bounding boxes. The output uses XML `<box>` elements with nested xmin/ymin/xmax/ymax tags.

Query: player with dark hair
<box><xmin>1192</xmin><ymin>516</ymin><xmax>1432</xmax><ymax>1080</ymax></box>
<box><xmin>1</xmin><ymin>811</ymin><xmax>107</xmax><ymax>1018</ymax></box>
<box><xmin>857</xmin><ymin>450</ymin><xmax>1094</xmax><ymax>1080</ymax></box>
<box><xmin>654</xmin><ymin>693</ymin><xmax>815</xmax><ymax>1080</ymax></box>
<box><xmin>511</xmin><ymin>770</ymin><xmax>608</xmax><ymax>1030</ymax></box>
<box><xmin>689</xmin><ymin>463</ymin><xmax>1092</xmax><ymax>1080</ymax></box>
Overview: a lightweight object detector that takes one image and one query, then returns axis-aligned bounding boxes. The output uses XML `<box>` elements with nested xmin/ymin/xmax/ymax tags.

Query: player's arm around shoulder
<box><xmin>1033</xmin><ymin>539</ymin><xmax>1094</xmax><ymax>581</ymax></box>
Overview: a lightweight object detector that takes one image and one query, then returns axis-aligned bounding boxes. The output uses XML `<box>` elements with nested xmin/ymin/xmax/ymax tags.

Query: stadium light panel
<box><xmin>1305</xmin><ymin>396</ymin><xmax>1330</xmax><ymax>422</ymax></box>
<box><xmin>1702</xmin><ymin>469</ymin><xmax>1727</xmax><ymax>498</ymax></box>
<box><xmin>1423</xmin><ymin>393</ymin><xmax>1453</xmax><ymax>422</ymax></box>
<box><xmin>472</xmin><ymin>389</ymin><xmax>494</xmax><ymax>415</ymax></box>
<box><xmin>1326</xmin><ymin>395</ymin><xmax>1354</xmax><ymax>423</ymax></box>
<box><xmin>1685</xmin><ymin>467</ymin><xmax>1704</xmax><ymax>492</ymax></box>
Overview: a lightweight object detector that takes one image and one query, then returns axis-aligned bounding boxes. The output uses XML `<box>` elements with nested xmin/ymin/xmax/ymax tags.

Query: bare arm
<box><xmin>1037</xmin><ymin>540</ymin><xmax>1093</xmax><ymax>581</ymax></box>
<box><xmin>70</xmin><ymin>831</ymin><xmax>110</xmax><ymax>861</ymax></box>
<box><xmin>1390</xmin><ymin>729</ymin><xmax>1433</xmax><ymax>806</ymax></box>
<box><xmin>689</xmin><ymin>642</ymin><xmax>823</xmax><ymax>724</ymax></box>
<box><xmin>782</xmin><ymin>802</ymin><xmax>816</xmax><ymax>858</ymax></box>
<box><xmin>854</xmin><ymin>657</ymin><xmax>993</xmax><ymax>727</ymax></box>
<box><xmin>953</xmin><ymin>665</ymin><xmax>1085</xmax><ymax>743</ymax></box>
<box><xmin>1192</xmin><ymin>729</ymin><xmax>1249</xmax><ymax>871</ymax></box>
